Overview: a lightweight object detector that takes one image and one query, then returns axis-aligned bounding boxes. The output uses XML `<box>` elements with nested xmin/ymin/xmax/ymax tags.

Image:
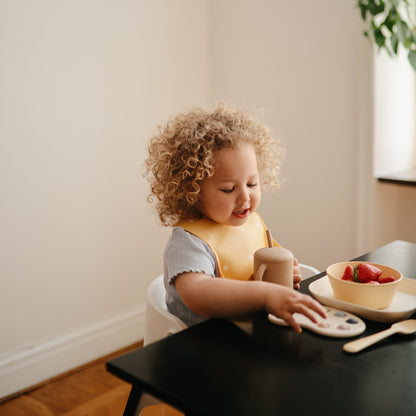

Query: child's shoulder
<box><xmin>168</xmin><ymin>226</ymin><xmax>209</xmax><ymax>250</ymax></box>
<box><xmin>165</xmin><ymin>226</ymin><xmax>217</xmax><ymax>269</ymax></box>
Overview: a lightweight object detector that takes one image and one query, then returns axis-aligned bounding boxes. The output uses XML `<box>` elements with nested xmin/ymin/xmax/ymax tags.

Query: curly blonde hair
<box><xmin>144</xmin><ymin>103</ymin><xmax>284</xmax><ymax>226</ymax></box>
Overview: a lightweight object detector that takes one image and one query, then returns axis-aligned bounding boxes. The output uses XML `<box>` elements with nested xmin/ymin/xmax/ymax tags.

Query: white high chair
<box><xmin>137</xmin><ymin>276</ymin><xmax>187</xmax><ymax>416</ymax></box>
<box><xmin>299</xmin><ymin>263</ymin><xmax>320</xmax><ymax>279</ymax></box>
<box><xmin>144</xmin><ymin>275</ymin><xmax>187</xmax><ymax>346</ymax></box>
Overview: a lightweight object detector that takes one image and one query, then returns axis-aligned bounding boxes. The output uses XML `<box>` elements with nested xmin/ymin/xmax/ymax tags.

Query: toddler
<box><xmin>145</xmin><ymin>103</ymin><xmax>326</xmax><ymax>332</ymax></box>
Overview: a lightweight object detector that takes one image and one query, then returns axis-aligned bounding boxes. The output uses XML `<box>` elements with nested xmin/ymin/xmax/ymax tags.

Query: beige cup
<box><xmin>253</xmin><ymin>246</ymin><xmax>294</xmax><ymax>287</ymax></box>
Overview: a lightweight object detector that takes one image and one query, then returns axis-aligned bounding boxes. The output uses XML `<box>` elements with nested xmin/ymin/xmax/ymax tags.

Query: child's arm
<box><xmin>175</xmin><ymin>272</ymin><xmax>326</xmax><ymax>333</ymax></box>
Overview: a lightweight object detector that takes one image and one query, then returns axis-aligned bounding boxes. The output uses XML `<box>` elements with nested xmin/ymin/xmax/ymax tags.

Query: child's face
<box><xmin>198</xmin><ymin>142</ymin><xmax>261</xmax><ymax>226</ymax></box>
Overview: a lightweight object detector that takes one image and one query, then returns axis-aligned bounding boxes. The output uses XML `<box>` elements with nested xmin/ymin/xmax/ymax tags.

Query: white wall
<box><xmin>210</xmin><ymin>0</ymin><xmax>372</xmax><ymax>267</ymax></box>
<box><xmin>1</xmin><ymin>0</ymin><xmax>414</xmax><ymax>399</ymax></box>
<box><xmin>0</xmin><ymin>0</ymin><xmax>210</xmax><ymax>398</ymax></box>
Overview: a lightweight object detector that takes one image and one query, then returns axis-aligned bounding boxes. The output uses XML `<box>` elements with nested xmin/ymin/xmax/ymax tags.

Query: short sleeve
<box><xmin>163</xmin><ymin>227</ymin><xmax>217</xmax><ymax>285</ymax></box>
<box><xmin>162</xmin><ymin>227</ymin><xmax>218</xmax><ymax>327</ymax></box>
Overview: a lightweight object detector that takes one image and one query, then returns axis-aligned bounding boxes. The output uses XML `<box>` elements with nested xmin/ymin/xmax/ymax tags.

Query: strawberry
<box><xmin>354</xmin><ymin>263</ymin><xmax>382</xmax><ymax>283</ymax></box>
<box><xmin>378</xmin><ymin>276</ymin><xmax>395</xmax><ymax>284</ymax></box>
<box><xmin>341</xmin><ymin>265</ymin><xmax>354</xmax><ymax>281</ymax></box>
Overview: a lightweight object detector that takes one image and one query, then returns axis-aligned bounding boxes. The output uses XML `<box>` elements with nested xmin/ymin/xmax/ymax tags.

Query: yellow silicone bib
<box><xmin>177</xmin><ymin>212</ymin><xmax>277</xmax><ymax>280</ymax></box>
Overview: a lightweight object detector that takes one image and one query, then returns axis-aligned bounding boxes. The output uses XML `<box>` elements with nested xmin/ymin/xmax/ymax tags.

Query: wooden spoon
<box><xmin>343</xmin><ymin>319</ymin><xmax>416</xmax><ymax>353</ymax></box>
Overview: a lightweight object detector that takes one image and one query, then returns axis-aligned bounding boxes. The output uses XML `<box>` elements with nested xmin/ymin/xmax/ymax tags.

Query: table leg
<box><xmin>123</xmin><ymin>384</ymin><xmax>143</xmax><ymax>416</ymax></box>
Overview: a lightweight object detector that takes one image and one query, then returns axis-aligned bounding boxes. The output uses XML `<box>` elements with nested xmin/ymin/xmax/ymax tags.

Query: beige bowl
<box><xmin>327</xmin><ymin>261</ymin><xmax>403</xmax><ymax>309</ymax></box>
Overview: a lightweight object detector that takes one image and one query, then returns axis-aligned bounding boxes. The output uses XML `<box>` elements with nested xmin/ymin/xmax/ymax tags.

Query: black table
<box><xmin>107</xmin><ymin>240</ymin><xmax>416</xmax><ymax>416</ymax></box>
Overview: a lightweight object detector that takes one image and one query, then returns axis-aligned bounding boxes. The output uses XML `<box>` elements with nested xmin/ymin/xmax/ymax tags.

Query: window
<box><xmin>374</xmin><ymin>50</ymin><xmax>416</xmax><ymax>180</ymax></box>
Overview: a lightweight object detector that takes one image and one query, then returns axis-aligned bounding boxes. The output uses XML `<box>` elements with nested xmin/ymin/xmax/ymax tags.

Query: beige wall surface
<box><xmin>210</xmin><ymin>0</ymin><xmax>368</xmax><ymax>267</ymax></box>
<box><xmin>0</xmin><ymin>0</ymin><xmax>414</xmax><ymax>398</ymax></box>
<box><xmin>0</xmin><ymin>0</ymin><xmax>211</xmax><ymax>397</ymax></box>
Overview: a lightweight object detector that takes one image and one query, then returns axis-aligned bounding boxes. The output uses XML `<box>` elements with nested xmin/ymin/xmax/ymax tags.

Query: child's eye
<box><xmin>221</xmin><ymin>187</ymin><xmax>235</xmax><ymax>193</ymax></box>
<box><xmin>247</xmin><ymin>183</ymin><xmax>257</xmax><ymax>188</ymax></box>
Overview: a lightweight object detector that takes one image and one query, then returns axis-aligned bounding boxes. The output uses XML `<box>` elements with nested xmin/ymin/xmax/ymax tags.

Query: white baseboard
<box><xmin>0</xmin><ymin>305</ymin><xmax>146</xmax><ymax>399</ymax></box>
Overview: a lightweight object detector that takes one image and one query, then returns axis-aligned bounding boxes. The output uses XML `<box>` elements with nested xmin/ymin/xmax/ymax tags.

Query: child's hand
<box><xmin>265</xmin><ymin>284</ymin><xmax>327</xmax><ymax>333</ymax></box>
<box><xmin>293</xmin><ymin>258</ymin><xmax>301</xmax><ymax>290</ymax></box>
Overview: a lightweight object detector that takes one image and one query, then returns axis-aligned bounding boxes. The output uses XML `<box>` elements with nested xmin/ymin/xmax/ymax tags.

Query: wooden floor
<box><xmin>0</xmin><ymin>342</ymin><xmax>142</xmax><ymax>416</ymax></box>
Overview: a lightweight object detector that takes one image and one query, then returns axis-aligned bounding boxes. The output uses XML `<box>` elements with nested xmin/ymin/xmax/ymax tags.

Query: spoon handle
<box><xmin>343</xmin><ymin>327</ymin><xmax>395</xmax><ymax>353</ymax></box>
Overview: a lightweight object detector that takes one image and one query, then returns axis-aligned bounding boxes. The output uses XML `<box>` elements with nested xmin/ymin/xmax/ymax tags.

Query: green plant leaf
<box><xmin>391</xmin><ymin>33</ymin><xmax>399</xmax><ymax>54</ymax></box>
<box><xmin>368</xmin><ymin>0</ymin><xmax>385</xmax><ymax>15</ymax></box>
<box><xmin>408</xmin><ymin>50</ymin><xmax>416</xmax><ymax>71</ymax></box>
<box><xmin>359</xmin><ymin>3</ymin><xmax>367</xmax><ymax>20</ymax></box>
<box><xmin>374</xmin><ymin>27</ymin><xmax>386</xmax><ymax>47</ymax></box>
<box><xmin>356</xmin><ymin>0</ymin><xmax>416</xmax><ymax>72</ymax></box>
<box><xmin>396</xmin><ymin>20</ymin><xmax>410</xmax><ymax>43</ymax></box>
<box><xmin>383</xmin><ymin>8</ymin><xmax>398</xmax><ymax>32</ymax></box>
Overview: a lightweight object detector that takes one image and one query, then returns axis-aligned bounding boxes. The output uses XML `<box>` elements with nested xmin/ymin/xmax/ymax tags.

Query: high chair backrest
<box><xmin>299</xmin><ymin>263</ymin><xmax>320</xmax><ymax>279</ymax></box>
<box><xmin>144</xmin><ymin>275</ymin><xmax>187</xmax><ymax>346</ymax></box>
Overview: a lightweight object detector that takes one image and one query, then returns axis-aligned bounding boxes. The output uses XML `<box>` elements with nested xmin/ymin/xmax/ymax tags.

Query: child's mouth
<box><xmin>233</xmin><ymin>209</ymin><xmax>249</xmax><ymax>219</ymax></box>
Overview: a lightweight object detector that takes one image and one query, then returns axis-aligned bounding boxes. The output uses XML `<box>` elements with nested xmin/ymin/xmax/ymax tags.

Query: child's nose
<box><xmin>237</xmin><ymin>188</ymin><xmax>250</xmax><ymax>204</ymax></box>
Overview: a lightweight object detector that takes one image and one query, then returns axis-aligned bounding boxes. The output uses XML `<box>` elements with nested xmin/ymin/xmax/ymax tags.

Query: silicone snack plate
<box><xmin>268</xmin><ymin>306</ymin><xmax>366</xmax><ymax>338</ymax></box>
